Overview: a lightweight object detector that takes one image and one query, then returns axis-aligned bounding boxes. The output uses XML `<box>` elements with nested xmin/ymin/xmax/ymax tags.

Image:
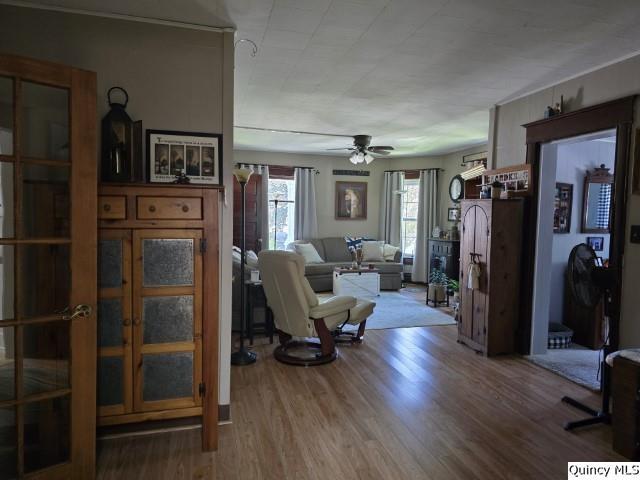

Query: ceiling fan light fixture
<box><xmin>349</xmin><ymin>151</ymin><xmax>360</xmax><ymax>164</ymax></box>
<box><xmin>364</xmin><ymin>153</ymin><xmax>374</xmax><ymax>164</ymax></box>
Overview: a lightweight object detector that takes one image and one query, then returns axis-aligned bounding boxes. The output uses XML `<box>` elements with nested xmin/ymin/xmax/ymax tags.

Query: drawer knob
<box><xmin>103</xmin><ymin>204</ymin><xmax>111</xmax><ymax>212</ymax></box>
<box><xmin>182</xmin><ymin>205</ymin><xmax>189</xmax><ymax>212</ymax></box>
<box><xmin>148</xmin><ymin>205</ymin><xmax>156</xmax><ymax>213</ymax></box>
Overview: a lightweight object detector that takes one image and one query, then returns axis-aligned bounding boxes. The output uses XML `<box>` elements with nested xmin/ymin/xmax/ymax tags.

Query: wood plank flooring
<box><xmin>97</xmin><ymin>325</ymin><xmax>621</xmax><ymax>479</ymax></box>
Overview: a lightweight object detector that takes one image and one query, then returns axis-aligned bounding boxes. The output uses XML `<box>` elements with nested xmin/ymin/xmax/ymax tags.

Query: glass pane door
<box><xmin>133</xmin><ymin>229</ymin><xmax>202</xmax><ymax>412</ymax></box>
<box><xmin>0</xmin><ymin>56</ymin><xmax>97</xmax><ymax>479</ymax></box>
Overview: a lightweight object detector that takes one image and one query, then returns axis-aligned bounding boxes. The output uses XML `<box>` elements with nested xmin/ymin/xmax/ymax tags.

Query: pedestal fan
<box><xmin>562</xmin><ymin>243</ymin><xmax>617</xmax><ymax>430</ymax></box>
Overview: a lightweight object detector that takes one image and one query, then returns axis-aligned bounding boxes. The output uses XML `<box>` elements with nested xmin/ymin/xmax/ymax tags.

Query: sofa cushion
<box><xmin>321</xmin><ymin>237</ymin><xmax>352</xmax><ymax>262</ymax></box>
<box><xmin>304</xmin><ymin>262</ymin><xmax>344</xmax><ymax>276</ymax></box>
<box><xmin>293</xmin><ymin>243</ymin><xmax>324</xmax><ymax>264</ymax></box>
<box><xmin>362</xmin><ymin>241</ymin><xmax>384</xmax><ymax>262</ymax></box>
<box><xmin>364</xmin><ymin>262</ymin><xmax>403</xmax><ymax>274</ymax></box>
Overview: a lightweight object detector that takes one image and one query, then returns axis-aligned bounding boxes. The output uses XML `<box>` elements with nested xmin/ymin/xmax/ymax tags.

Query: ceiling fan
<box><xmin>327</xmin><ymin>135</ymin><xmax>394</xmax><ymax>165</ymax></box>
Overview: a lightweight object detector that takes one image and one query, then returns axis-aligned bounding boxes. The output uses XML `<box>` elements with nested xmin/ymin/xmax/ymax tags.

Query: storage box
<box><xmin>548</xmin><ymin>322</ymin><xmax>573</xmax><ymax>349</ymax></box>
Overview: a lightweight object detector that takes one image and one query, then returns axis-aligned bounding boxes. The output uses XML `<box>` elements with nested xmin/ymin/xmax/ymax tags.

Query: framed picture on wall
<box><xmin>587</xmin><ymin>236</ymin><xmax>604</xmax><ymax>251</ymax></box>
<box><xmin>553</xmin><ymin>182</ymin><xmax>573</xmax><ymax>233</ymax></box>
<box><xmin>335</xmin><ymin>181</ymin><xmax>367</xmax><ymax>220</ymax></box>
<box><xmin>147</xmin><ymin>129</ymin><xmax>222</xmax><ymax>185</ymax></box>
<box><xmin>447</xmin><ymin>207</ymin><xmax>460</xmax><ymax>222</ymax></box>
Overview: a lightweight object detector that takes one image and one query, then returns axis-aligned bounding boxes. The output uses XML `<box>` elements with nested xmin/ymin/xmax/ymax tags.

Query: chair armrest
<box><xmin>309</xmin><ymin>296</ymin><xmax>357</xmax><ymax>319</ymax></box>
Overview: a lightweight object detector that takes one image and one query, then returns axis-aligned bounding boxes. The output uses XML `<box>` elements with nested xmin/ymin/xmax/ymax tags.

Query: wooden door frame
<box><xmin>0</xmin><ymin>54</ymin><xmax>97</xmax><ymax>478</ymax></box>
<box><xmin>519</xmin><ymin>96</ymin><xmax>634</xmax><ymax>354</ymax></box>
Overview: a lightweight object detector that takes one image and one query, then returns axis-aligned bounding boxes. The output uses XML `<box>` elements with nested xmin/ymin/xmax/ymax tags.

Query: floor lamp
<box><xmin>231</xmin><ymin>167</ymin><xmax>257</xmax><ymax>365</ymax></box>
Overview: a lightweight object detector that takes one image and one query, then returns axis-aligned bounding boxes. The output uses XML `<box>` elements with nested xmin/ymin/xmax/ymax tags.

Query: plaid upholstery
<box><xmin>596</xmin><ymin>183</ymin><xmax>612</xmax><ymax>229</ymax></box>
<box><xmin>548</xmin><ymin>333</ymin><xmax>572</xmax><ymax>349</ymax></box>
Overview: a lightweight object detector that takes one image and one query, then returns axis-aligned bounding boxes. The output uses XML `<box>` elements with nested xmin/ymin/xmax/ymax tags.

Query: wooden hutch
<box><xmin>96</xmin><ymin>184</ymin><xmax>221</xmax><ymax>451</ymax></box>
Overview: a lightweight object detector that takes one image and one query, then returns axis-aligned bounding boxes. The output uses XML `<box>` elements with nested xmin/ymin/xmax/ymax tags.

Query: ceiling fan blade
<box><xmin>369</xmin><ymin>149</ymin><xmax>391</xmax><ymax>155</ymax></box>
<box><xmin>369</xmin><ymin>146</ymin><xmax>394</xmax><ymax>152</ymax></box>
<box><xmin>326</xmin><ymin>147</ymin><xmax>354</xmax><ymax>151</ymax></box>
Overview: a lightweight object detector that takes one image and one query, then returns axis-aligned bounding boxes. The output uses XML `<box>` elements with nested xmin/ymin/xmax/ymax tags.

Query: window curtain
<box><xmin>379</xmin><ymin>171</ymin><xmax>404</xmax><ymax>246</ymax></box>
<box><xmin>412</xmin><ymin>170</ymin><xmax>439</xmax><ymax>283</ymax></box>
<box><xmin>238</xmin><ymin>163</ymin><xmax>270</xmax><ymax>250</ymax></box>
<box><xmin>294</xmin><ymin>167</ymin><xmax>318</xmax><ymax>240</ymax></box>
<box><xmin>596</xmin><ymin>183</ymin><xmax>612</xmax><ymax>229</ymax></box>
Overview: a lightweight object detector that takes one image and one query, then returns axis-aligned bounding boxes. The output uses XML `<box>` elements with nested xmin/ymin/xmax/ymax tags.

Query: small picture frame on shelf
<box><xmin>447</xmin><ymin>207</ymin><xmax>460</xmax><ymax>222</ymax></box>
<box><xmin>147</xmin><ymin>129</ymin><xmax>223</xmax><ymax>185</ymax></box>
<box><xmin>587</xmin><ymin>236</ymin><xmax>604</xmax><ymax>252</ymax></box>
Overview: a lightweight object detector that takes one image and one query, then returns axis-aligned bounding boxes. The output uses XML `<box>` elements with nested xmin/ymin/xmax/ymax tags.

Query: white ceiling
<box><xmin>15</xmin><ymin>0</ymin><xmax>640</xmax><ymax>157</ymax></box>
<box><xmin>229</xmin><ymin>0</ymin><xmax>640</xmax><ymax>157</ymax></box>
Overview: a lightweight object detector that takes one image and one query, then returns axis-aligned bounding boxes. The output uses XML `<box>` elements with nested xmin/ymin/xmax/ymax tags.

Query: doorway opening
<box><xmin>527</xmin><ymin>129</ymin><xmax>617</xmax><ymax>390</ymax></box>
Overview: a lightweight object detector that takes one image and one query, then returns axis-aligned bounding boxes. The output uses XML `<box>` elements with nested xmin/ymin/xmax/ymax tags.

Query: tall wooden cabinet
<box><xmin>458</xmin><ymin>199</ymin><xmax>523</xmax><ymax>356</ymax></box>
<box><xmin>96</xmin><ymin>184</ymin><xmax>220</xmax><ymax>451</ymax></box>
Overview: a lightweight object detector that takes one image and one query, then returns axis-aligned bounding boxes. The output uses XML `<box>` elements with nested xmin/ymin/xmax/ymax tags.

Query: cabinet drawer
<box><xmin>99</xmin><ymin>196</ymin><xmax>127</xmax><ymax>219</ymax></box>
<box><xmin>137</xmin><ymin>196</ymin><xmax>202</xmax><ymax>220</ymax></box>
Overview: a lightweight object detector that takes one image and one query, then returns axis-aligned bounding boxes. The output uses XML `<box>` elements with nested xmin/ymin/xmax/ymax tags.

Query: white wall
<box><xmin>234</xmin><ymin>143</ymin><xmax>488</xmax><ymax>242</ymax></box>
<box><xmin>0</xmin><ymin>5</ymin><xmax>235</xmax><ymax>406</ymax></box>
<box><xmin>548</xmin><ymin>138</ymin><xmax>615</xmax><ymax>325</ymax></box>
<box><xmin>491</xmin><ymin>52</ymin><xmax>640</xmax><ymax>349</ymax></box>
<box><xmin>234</xmin><ymin>150</ymin><xmax>385</xmax><ymax>238</ymax></box>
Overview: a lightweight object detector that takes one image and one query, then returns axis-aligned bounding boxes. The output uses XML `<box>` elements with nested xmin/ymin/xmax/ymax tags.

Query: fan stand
<box><xmin>562</xmin><ymin>289</ymin><xmax>612</xmax><ymax>431</ymax></box>
<box><xmin>562</xmin><ymin>344</ymin><xmax>611</xmax><ymax>430</ymax></box>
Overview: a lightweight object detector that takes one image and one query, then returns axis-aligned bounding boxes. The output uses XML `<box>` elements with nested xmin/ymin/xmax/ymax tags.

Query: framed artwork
<box><xmin>587</xmin><ymin>236</ymin><xmax>604</xmax><ymax>252</ymax></box>
<box><xmin>553</xmin><ymin>182</ymin><xmax>573</xmax><ymax>233</ymax></box>
<box><xmin>147</xmin><ymin>129</ymin><xmax>222</xmax><ymax>185</ymax></box>
<box><xmin>447</xmin><ymin>207</ymin><xmax>460</xmax><ymax>222</ymax></box>
<box><xmin>335</xmin><ymin>181</ymin><xmax>367</xmax><ymax>220</ymax></box>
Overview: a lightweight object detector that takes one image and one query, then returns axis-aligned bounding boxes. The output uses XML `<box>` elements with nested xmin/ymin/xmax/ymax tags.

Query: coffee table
<box><xmin>333</xmin><ymin>267</ymin><xmax>380</xmax><ymax>298</ymax></box>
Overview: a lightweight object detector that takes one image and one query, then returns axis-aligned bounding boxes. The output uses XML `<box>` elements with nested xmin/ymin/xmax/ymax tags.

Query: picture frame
<box><xmin>447</xmin><ymin>207</ymin><xmax>460</xmax><ymax>222</ymax></box>
<box><xmin>587</xmin><ymin>236</ymin><xmax>604</xmax><ymax>252</ymax></box>
<box><xmin>147</xmin><ymin>129</ymin><xmax>222</xmax><ymax>185</ymax></box>
<box><xmin>335</xmin><ymin>181</ymin><xmax>367</xmax><ymax>220</ymax></box>
<box><xmin>553</xmin><ymin>182</ymin><xmax>573</xmax><ymax>233</ymax></box>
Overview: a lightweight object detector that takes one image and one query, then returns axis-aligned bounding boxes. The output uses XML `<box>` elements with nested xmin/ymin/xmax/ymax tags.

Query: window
<box><xmin>268</xmin><ymin>178</ymin><xmax>295</xmax><ymax>250</ymax></box>
<box><xmin>401</xmin><ymin>179</ymin><xmax>419</xmax><ymax>257</ymax></box>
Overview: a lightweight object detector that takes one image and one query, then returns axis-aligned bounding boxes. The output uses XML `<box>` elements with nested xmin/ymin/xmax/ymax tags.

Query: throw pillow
<box><xmin>344</xmin><ymin>236</ymin><xmax>374</xmax><ymax>252</ymax></box>
<box><xmin>383</xmin><ymin>244</ymin><xmax>400</xmax><ymax>262</ymax></box>
<box><xmin>293</xmin><ymin>243</ymin><xmax>325</xmax><ymax>264</ymax></box>
<box><xmin>246</xmin><ymin>250</ymin><xmax>259</xmax><ymax>268</ymax></box>
<box><xmin>361</xmin><ymin>241</ymin><xmax>384</xmax><ymax>262</ymax></box>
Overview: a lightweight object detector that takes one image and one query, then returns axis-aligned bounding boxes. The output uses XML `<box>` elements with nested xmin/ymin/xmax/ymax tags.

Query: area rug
<box><xmin>526</xmin><ymin>346</ymin><xmax>602</xmax><ymax>391</ymax></box>
<box><xmin>320</xmin><ymin>291</ymin><xmax>456</xmax><ymax>331</ymax></box>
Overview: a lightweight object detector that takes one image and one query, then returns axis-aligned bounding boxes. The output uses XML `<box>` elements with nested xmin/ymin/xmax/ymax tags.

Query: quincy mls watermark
<box><xmin>568</xmin><ymin>463</ymin><xmax>640</xmax><ymax>479</ymax></box>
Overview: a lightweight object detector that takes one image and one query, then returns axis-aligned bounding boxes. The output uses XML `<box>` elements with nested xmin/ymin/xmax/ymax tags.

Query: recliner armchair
<box><xmin>258</xmin><ymin>250</ymin><xmax>375</xmax><ymax>366</ymax></box>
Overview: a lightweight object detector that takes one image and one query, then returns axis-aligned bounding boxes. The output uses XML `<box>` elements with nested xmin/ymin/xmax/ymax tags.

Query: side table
<box><xmin>245</xmin><ymin>280</ymin><xmax>274</xmax><ymax>345</ymax></box>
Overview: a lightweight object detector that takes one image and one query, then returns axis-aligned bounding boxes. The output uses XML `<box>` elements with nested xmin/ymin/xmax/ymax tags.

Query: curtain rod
<box><xmin>236</xmin><ymin>162</ymin><xmax>316</xmax><ymax>170</ymax></box>
<box><xmin>384</xmin><ymin>168</ymin><xmax>444</xmax><ymax>173</ymax></box>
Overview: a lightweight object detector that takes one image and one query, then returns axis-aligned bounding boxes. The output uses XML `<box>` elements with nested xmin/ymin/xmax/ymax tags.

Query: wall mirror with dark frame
<box><xmin>582</xmin><ymin>164</ymin><xmax>614</xmax><ymax>233</ymax></box>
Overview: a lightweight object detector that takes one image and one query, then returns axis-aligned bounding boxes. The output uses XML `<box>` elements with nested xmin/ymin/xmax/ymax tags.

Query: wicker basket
<box><xmin>548</xmin><ymin>322</ymin><xmax>573</xmax><ymax>349</ymax></box>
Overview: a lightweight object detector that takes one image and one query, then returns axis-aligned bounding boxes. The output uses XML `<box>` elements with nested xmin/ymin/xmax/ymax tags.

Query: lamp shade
<box><xmin>233</xmin><ymin>167</ymin><xmax>253</xmax><ymax>183</ymax></box>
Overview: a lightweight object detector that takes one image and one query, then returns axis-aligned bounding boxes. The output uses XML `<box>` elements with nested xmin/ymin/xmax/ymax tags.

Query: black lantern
<box><xmin>101</xmin><ymin>87</ymin><xmax>143</xmax><ymax>183</ymax></box>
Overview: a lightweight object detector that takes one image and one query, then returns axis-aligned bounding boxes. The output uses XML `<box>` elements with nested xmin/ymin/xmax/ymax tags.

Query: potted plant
<box><xmin>428</xmin><ymin>270</ymin><xmax>448</xmax><ymax>304</ymax></box>
<box><xmin>448</xmin><ymin>278</ymin><xmax>460</xmax><ymax>301</ymax></box>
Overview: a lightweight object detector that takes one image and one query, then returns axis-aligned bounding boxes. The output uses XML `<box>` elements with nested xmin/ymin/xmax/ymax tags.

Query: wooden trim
<box><xmin>201</xmin><ymin>189</ymin><xmax>219</xmax><ymax>450</ymax></box>
<box><xmin>519</xmin><ymin>95</ymin><xmax>635</xmax><ymax>354</ymax></box>
<box><xmin>24</xmin><ymin>462</ymin><xmax>72</xmax><ymax>480</ymax></box>
<box><xmin>69</xmin><ymin>66</ymin><xmax>98</xmax><ymax>480</ymax></box>
<box><xmin>97</xmin><ymin>407</ymin><xmax>202</xmax><ymax>427</ymax></box>
<box><xmin>523</xmin><ymin>96</ymin><xmax>634</xmax><ymax>143</ymax></box>
<box><xmin>0</xmin><ymin>54</ymin><xmax>73</xmax><ymax>87</ymax></box>
<box><xmin>0</xmin><ymin>388</ymin><xmax>71</xmax><ymax>408</ymax></box>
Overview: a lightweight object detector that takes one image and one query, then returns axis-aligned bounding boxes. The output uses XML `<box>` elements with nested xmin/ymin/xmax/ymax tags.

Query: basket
<box><xmin>548</xmin><ymin>322</ymin><xmax>573</xmax><ymax>349</ymax></box>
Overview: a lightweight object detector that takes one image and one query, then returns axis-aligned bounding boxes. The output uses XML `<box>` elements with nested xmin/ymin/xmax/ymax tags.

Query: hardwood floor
<box><xmin>97</xmin><ymin>325</ymin><xmax>621</xmax><ymax>479</ymax></box>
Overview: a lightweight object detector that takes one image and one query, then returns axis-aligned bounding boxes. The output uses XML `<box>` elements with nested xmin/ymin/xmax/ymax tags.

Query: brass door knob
<box><xmin>103</xmin><ymin>204</ymin><xmax>111</xmax><ymax>212</ymax></box>
<box><xmin>149</xmin><ymin>205</ymin><xmax>156</xmax><ymax>212</ymax></box>
<box><xmin>182</xmin><ymin>205</ymin><xmax>189</xmax><ymax>212</ymax></box>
